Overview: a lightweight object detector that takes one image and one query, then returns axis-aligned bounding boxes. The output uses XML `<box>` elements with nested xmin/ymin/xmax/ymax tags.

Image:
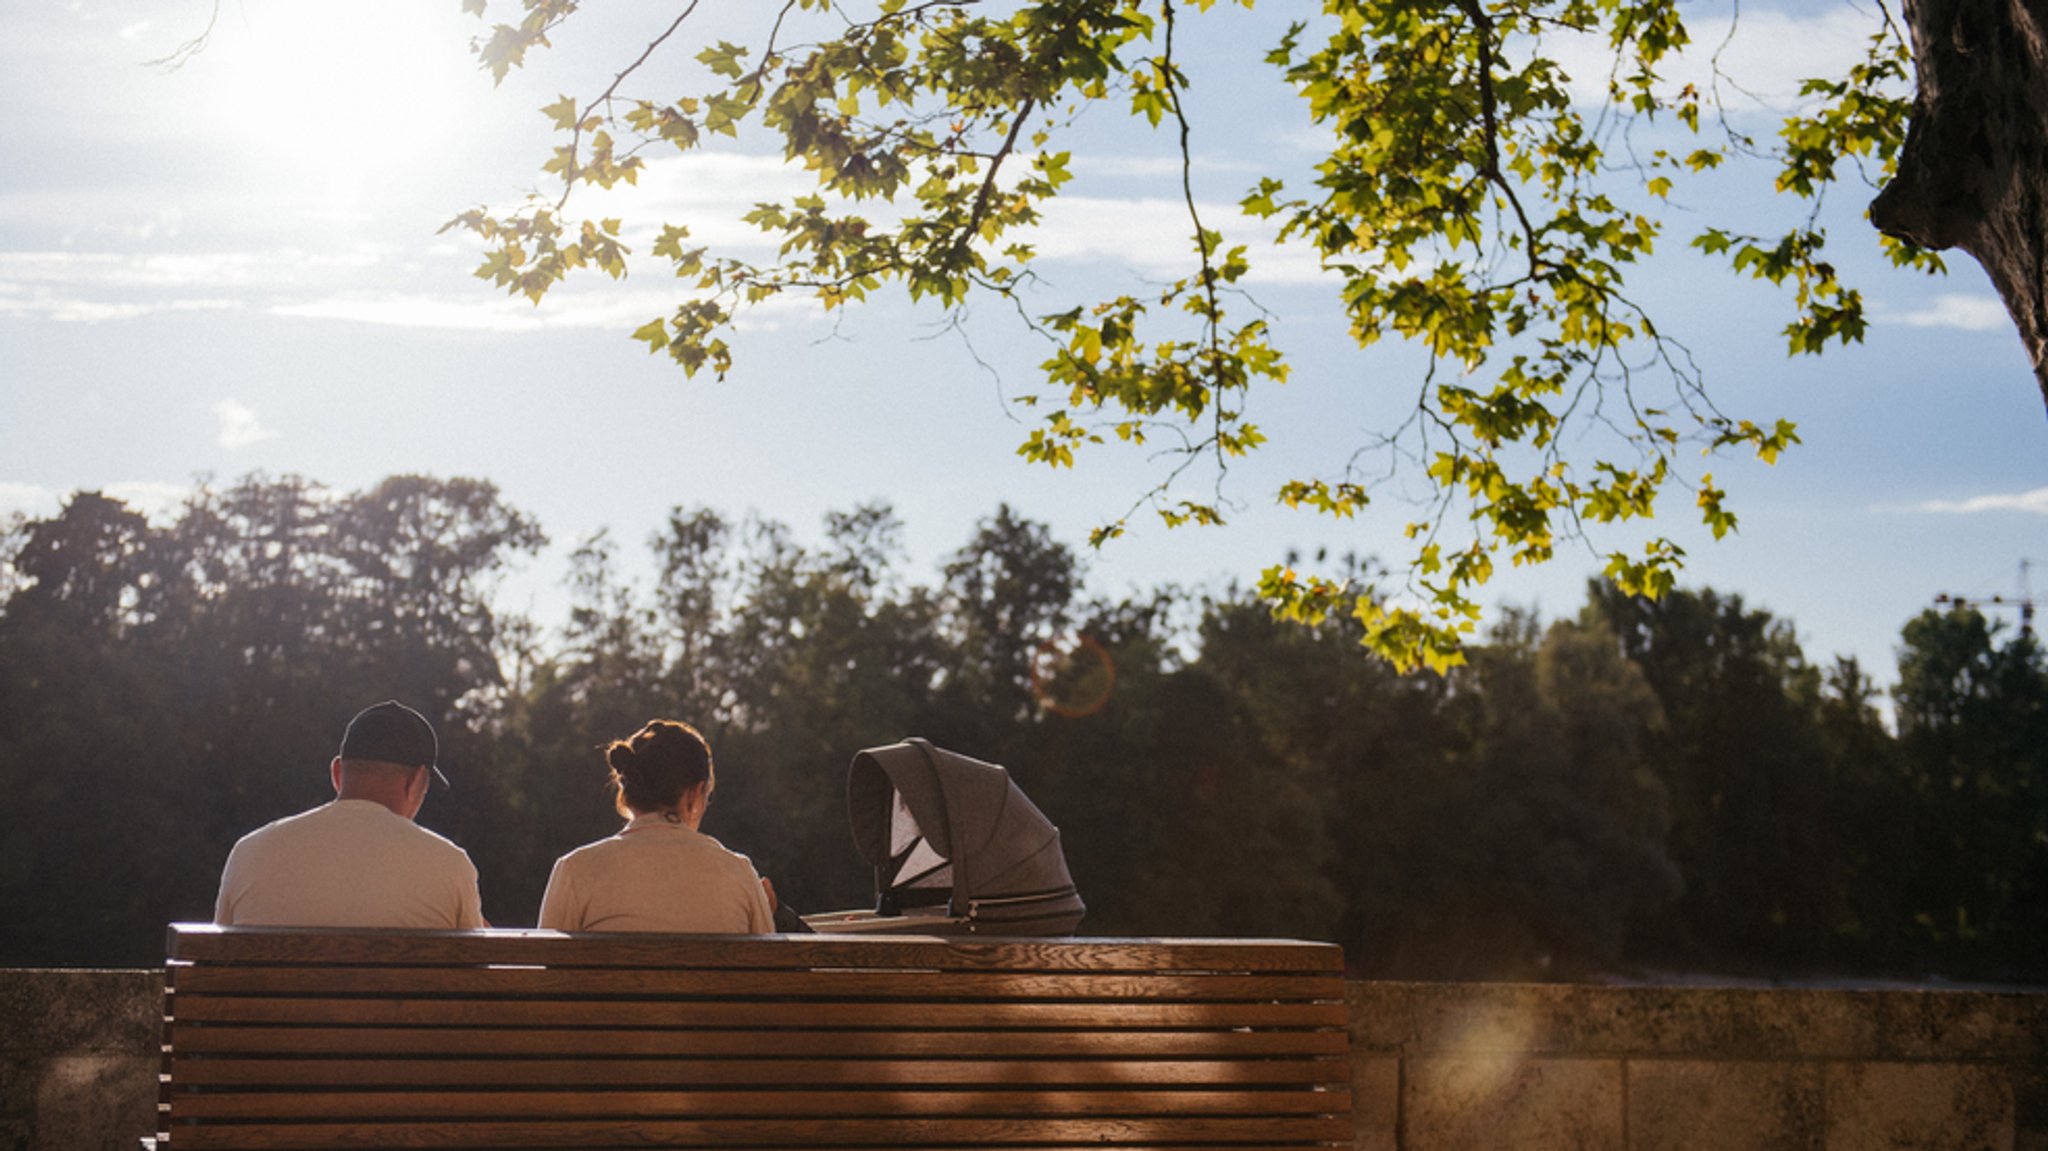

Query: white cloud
<box><xmin>0</xmin><ymin>483</ymin><xmax>57</xmax><ymax>520</ymax></box>
<box><xmin>1027</xmin><ymin>195</ymin><xmax>1201</xmax><ymax>273</ymax></box>
<box><xmin>1893</xmin><ymin>294</ymin><xmax>2012</xmax><ymax>333</ymax></box>
<box><xmin>271</xmin><ymin>293</ymin><xmax>545</xmax><ymax>332</ymax></box>
<box><xmin>271</xmin><ymin>290</ymin><xmax>662</xmax><ymax>332</ymax></box>
<box><xmin>0</xmin><ymin>244</ymin><xmax>393</xmax><ymax>294</ymax></box>
<box><xmin>214</xmin><ymin>399</ymin><xmax>278</xmax><ymax>450</ymax></box>
<box><xmin>1901</xmin><ymin>488</ymin><xmax>2048</xmax><ymax>516</ymax></box>
<box><xmin>100</xmin><ymin>481</ymin><xmax>189</xmax><ymax>522</ymax></box>
<box><xmin>0</xmin><ymin>291</ymin><xmax>239</xmax><ymax>322</ymax></box>
<box><xmin>0</xmin><ymin>481</ymin><xmax>187</xmax><ymax>523</ymax></box>
<box><xmin>0</xmin><ymin>251</ymin><xmax>268</xmax><ymax>323</ymax></box>
<box><xmin>0</xmin><ymin>241</ymin><xmax>402</xmax><ymax>323</ymax></box>
<box><xmin>583</xmin><ymin>152</ymin><xmax>817</xmax><ymax>248</ymax></box>
<box><xmin>276</xmin><ymin>186</ymin><xmax>1344</xmax><ymax>337</ymax></box>
<box><xmin>598</xmin><ymin>151</ymin><xmax>1269</xmax><ymax>254</ymax></box>
<box><xmin>0</xmin><ymin>250</ymin><xmax>267</xmax><ymax>289</ymax></box>
<box><xmin>125</xmin><ymin>208</ymin><xmax>184</xmax><ymax>240</ymax></box>
<box><xmin>585</xmin><ymin>154</ymin><xmax>1343</xmax><ymax>286</ymax></box>
<box><xmin>270</xmin><ymin>284</ymin><xmax>824</xmax><ymax>335</ymax></box>
<box><xmin>1539</xmin><ymin>6</ymin><xmax>1880</xmax><ymax>113</ymax></box>
<box><xmin>1026</xmin><ymin>195</ymin><xmax>1337</xmax><ymax>285</ymax></box>
<box><xmin>1088</xmin><ymin>155</ymin><xmax>1266</xmax><ymax>179</ymax></box>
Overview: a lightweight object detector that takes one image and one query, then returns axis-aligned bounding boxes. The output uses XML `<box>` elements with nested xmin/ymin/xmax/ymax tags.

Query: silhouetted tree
<box><xmin>1891</xmin><ymin>608</ymin><xmax>2048</xmax><ymax>972</ymax></box>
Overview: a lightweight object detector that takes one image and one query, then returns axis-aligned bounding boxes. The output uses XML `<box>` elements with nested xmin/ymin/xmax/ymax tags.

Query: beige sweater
<box><xmin>215</xmin><ymin>799</ymin><xmax>484</xmax><ymax>929</ymax></box>
<box><xmin>538</xmin><ymin>813</ymin><xmax>774</xmax><ymax>933</ymax></box>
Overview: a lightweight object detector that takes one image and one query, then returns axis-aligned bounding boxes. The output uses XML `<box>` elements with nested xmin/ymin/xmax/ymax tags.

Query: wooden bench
<box><xmin>155</xmin><ymin>923</ymin><xmax>1353</xmax><ymax>1149</ymax></box>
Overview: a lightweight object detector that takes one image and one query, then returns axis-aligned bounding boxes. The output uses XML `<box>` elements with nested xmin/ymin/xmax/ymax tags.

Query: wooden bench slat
<box><xmin>169</xmin><ymin>965</ymin><xmax>1344</xmax><ymax>1002</ymax></box>
<box><xmin>168</xmin><ymin>996</ymin><xmax>1349</xmax><ymax>1029</ymax></box>
<box><xmin>164</xmin><ymin>1056</ymin><xmax>1351</xmax><ymax>1088</ymax></box>
<box><xmin>159</xmin><ymin>1130</ymin><xmax>1343</xmax><ymax>1146</ymax></box>
<box><xmin>168</xmin><ymin>1024</ymin><xmax>1351</xmax><ymax>1058</ymax></box>
<box><xmin>158</xmin><ymin>927</ymin><xmax>1352</xmax><ymax>1151</ymax></box>
<box><xmin>157</xmin><ymin>1136</ymin><xmax>1343</xmax><ymax>1151</ymax></box>
<box><xmin>169</xmin><ymin>1087</ymin><xmax>1351</xmax><ymax>1122</ymax></box>
<box><xmin>161</xmin><ymin>1140</ymin><xmax>1348</xmax><ymax>1151</ymax></box>
<box><xmin>166</xmin><ymin>927</ymin><xmax>1344</xmax><ymax>974</ymax></box>
<box><xmin>161</xmin><ymin>1113</ymin><xmax>1356</xmax><ymax>1149</ymax></box>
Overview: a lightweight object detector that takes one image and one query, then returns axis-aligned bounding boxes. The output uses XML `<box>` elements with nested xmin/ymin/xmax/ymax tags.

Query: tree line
<box><xmin>1</xmin><ymin>473</ymin><xmax>2042</xmax><ymax>980</ymax></box>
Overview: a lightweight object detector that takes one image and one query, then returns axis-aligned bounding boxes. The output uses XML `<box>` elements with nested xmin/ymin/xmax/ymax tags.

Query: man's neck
<box><xmin>333</xmin><ymin>789</ymin><xmax>413</xmax><ymax>818</ymax></box>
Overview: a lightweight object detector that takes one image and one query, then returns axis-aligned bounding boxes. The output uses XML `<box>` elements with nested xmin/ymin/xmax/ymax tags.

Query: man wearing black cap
<box><xmin>213</xmin><ymin>700</ymin><xmax>484</xmax><ymax>928</ymax></box>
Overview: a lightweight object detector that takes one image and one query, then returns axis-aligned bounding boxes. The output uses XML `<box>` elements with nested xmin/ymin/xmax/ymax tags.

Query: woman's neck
<box><xmin>629</xmin><ymin>805</ymin><xmax>700</xmax><ymax>831</ymax></box>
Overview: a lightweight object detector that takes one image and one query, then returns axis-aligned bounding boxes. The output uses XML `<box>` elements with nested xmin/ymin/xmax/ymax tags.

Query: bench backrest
<box><xmin>160</xmin><ymin>924</ymin><xmax>1352</xmax><ymax>1149</ymax></box>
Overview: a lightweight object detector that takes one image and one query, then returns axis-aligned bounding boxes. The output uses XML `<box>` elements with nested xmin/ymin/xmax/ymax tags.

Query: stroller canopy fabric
<box><xmin>848</xmin><ymin>738</ymin><xmax>1081</xmax><ymax>922</ymax></box>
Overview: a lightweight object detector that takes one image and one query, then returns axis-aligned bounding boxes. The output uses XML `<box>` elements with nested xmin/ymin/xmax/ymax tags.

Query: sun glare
<box><xmin>208</xmin><ymin>1</ymin><xmax>474</xmax><ymax>203</ymax></box>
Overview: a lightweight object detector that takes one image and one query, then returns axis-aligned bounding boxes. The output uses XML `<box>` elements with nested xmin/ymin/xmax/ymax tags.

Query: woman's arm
<box><xmin>536</xmin><ymin>857</ymin><xmax>579</xmax><ymax>931</ymax></box>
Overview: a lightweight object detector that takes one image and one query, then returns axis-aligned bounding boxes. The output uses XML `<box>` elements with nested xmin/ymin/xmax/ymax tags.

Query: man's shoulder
<box><xmin>233</xmin><ymin>802</ymin><xmax>471</xmax><ymax>863</ymax></box>
<box><xmin>365</xmin><ymin>807</ymin><xmax>475</xmax><ymax>868</ymax></box>
<box><xmin>228</xmin><ymin>803</ymin><xmax>336</xmax><ymax>850</ymax></box>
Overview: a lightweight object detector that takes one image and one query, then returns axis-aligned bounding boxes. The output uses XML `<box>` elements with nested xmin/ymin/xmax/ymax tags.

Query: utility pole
<box><xmin>1934</xmin><ymin>559</ymin><xmax>2036</xmax><ymax>637</ymax></box>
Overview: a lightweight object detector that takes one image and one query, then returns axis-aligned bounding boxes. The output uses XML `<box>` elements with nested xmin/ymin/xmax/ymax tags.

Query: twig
<box><xmin>555</xmin><ymin>2</ymin><xmax>707</xmax><ymax>210</ymax></box>
<box><xmin>145</xmin><ymin>0</ymin><xmax>224</xmax><ymax>71</ymax></box>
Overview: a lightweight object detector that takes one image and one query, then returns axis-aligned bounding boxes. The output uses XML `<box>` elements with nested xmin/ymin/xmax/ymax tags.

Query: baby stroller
<box><xmin>803</xmin><ymin>738</ymin><xmax>1085</xmax><ymax>935</ymax></box>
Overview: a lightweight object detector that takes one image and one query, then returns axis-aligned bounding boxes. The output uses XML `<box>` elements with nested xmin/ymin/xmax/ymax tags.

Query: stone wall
<box><xmin>1347</xmin><ymin>982</ymin><xmax>2047</xmax><ymax>1150</ymax></box>
<box><xmin>0</xmin><ymin>971</ymin><xmax>161</xmax><ymax>1151</ymax></box>
<box><xmin>2</xmin><ymin>969</ymin><xmax>2042</xmax><ymax>1150</ymax></box>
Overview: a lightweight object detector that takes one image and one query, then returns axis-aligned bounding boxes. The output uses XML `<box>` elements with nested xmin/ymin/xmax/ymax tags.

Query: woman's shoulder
<box><xmin>552</xmin><ymin>831</ymin><xmax>632</xmax><ymax>869</ymax></box>
<box><xmin>692</xmin><ymin>831</ymin><xmax>762</xmax><ymax>875</ymax></box>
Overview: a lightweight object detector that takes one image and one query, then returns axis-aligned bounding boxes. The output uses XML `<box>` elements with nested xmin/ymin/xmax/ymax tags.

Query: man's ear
<box><xmin>330</xmin><ymin>757</ymin><xmax>344</xmax><ymax>796</ymax></box>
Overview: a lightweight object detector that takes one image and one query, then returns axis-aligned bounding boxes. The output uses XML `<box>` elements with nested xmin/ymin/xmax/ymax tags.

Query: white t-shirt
<box><xmin>538</xmin><ymin>814</ymin><xmax>774</xmax><ymax>934</ymax></box>
<box><xmin>214</xmin><ymin>799</ymin><xmax>485</xmax><ymax>929</ymax></box>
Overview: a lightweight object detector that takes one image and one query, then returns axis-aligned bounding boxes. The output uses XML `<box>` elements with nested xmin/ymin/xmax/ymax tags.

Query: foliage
<box><xmin>0</xmin><ymin>476</ymin><xmax>544</xmax><ymax>962</ymax></box>
<box><xmin>446</xmin><ymin>0</ymin><xmax>1935</xmax><ymax>670</ymax></box>
<box><xmin>1890</xmin><ymin>609</ymin><xmax>2048</xmax><ymax>960</ymax></box>
<box><xmin>1589</xmin><ymin>583</ymin><xmax>1851</xmax><ymax>964</ymax></box>
<box><xmin>3</xmin><ymin>478</ymin><xmax>2043</xmax><ymax>980</ymax></box>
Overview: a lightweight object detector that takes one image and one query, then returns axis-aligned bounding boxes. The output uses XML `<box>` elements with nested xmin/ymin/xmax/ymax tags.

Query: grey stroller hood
<box><xmin>846</xmin><ymin>738</ymin><xmax>1084</xmax><ymax>934</ymax></box>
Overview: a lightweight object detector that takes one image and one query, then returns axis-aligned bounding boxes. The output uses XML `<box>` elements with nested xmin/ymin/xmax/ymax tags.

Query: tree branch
<box><xmin>554</xmin><ymin>2</ymin><xmax>707</xmax><ymax>210</ymax></box>
<box><xmin>1454</xmin><ymin>0</ymin><xmax>1543</xmax><ymax>280</ymax></box>
<box><xmin>1161</xmin><ymin>0</ymin><xmax>1234</xmax><ymax>471</ymax></box>
<box><xmin>966</xmin><ymin>98</ymin><xmax>1038</xmax><ymax>240</ymax></box>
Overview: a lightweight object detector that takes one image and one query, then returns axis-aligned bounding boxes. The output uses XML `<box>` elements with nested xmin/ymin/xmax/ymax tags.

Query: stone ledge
<box><xmin>1346</xmin><ymin>982</ymin><xmax>2047</xmax><ymax>1062</ymax></box>
<box><xmin>0</xmin><ymin>971</ymin><xmax>162</xmax><ymax>1055</ymax></box>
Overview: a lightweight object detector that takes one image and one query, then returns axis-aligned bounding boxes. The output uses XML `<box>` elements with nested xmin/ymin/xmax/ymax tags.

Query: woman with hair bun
<box><xmin>537</xmin><ymin>719</ymin><xmax>775</xmax><ymax>933</ymax></box>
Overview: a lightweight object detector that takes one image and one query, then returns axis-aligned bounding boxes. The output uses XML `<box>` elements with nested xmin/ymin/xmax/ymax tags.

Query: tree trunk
<box><xmin>1871</xmin><ymin>0</ymin><xmax>2048</xmax><ymax>412</ymax></box>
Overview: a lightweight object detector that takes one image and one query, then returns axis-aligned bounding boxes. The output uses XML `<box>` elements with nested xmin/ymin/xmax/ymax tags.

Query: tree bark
<box><xmin>1871</xmin><ymin>0</ymin><xmax>2048</xmax><ymax>412</ymax></box>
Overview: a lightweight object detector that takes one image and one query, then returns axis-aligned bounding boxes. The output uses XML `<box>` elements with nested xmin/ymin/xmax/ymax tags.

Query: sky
<box><xmin>3</xmin><ymin>0</ymin><xmax>2044</xmax><ymax>692</ymax></box>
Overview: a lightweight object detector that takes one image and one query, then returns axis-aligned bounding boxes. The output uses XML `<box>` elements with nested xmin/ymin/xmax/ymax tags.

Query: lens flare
<box><xmin>1030</xmin><ymin>634</ymin><xmax>1116</xmax><ymax>718</ymax></box>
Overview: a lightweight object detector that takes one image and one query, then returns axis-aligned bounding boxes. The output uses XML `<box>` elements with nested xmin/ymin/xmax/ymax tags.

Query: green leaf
<box><xmin>696</xmin><ymin>41</ymin><xmax>750</xmax><ymax>80</ymax></box>
<box><xmin>541</xmin><ymin>94</ymin><xmax>578</xmax><ymax>132</ymax></box>
<box><xmin>632</xmin><ymin>317</ymin><xmax>670</xmax><ymax>353</ymax></box>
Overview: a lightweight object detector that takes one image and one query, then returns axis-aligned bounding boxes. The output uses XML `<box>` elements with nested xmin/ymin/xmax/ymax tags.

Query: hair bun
<box><xmin>603</xmin><ymin>719</ymin><xmax>712</xmax><ymax>820</ymax></box>
<box><xmin>605</xmin><ymin>742</ymin><xmax>638</xmax><ymax>774</ymax></box>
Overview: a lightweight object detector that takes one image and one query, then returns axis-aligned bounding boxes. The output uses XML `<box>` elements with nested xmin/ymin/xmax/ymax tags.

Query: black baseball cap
<box><xmin>339</xmin><ymin>700</ymin><xmax>451</xmax><ymax>789</ymax></box>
